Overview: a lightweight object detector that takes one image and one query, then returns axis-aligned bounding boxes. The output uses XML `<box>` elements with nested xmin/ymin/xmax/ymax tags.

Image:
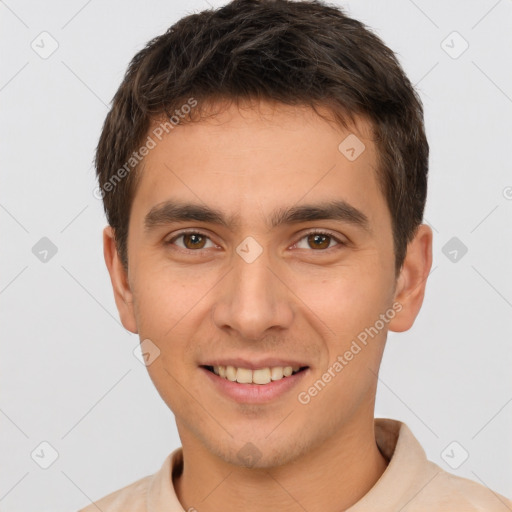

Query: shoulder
<box><xmin>368</xmin><ymin>419</ymin><xmax>512</xmax><ymax>511</ymax></box>
<box><xmin>76</xmin><ymin>450</ymin><xmax>180</xmax><ymax>512</ymax></box>
<box><xmin>416</xmin><ymin>459</ymin><xmax>512</xmax><ymax>511</ymax></box>
<box><xmin>77</xmin><ymin>473</ymin><xmax>153</xmax><ymax>512</ymax></box>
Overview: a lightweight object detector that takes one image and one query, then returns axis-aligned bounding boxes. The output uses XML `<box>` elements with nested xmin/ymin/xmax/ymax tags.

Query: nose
<box><xmin>211</xmin><ymin>244</ymin><xmax>294</xmax><ymax>341</ymax></box>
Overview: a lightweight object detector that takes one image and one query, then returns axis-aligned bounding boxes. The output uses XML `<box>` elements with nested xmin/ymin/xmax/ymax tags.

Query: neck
<box><xmin>174</xmin><ymin>415</ymin><xmax>388</xmax><ymax>512</ymax></box>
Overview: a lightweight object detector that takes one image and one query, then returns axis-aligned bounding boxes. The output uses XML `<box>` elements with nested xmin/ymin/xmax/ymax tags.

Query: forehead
<box><xmin>132</xmin><ymin>100</ymin><xmax>387</xmax><ymax>233</ymax></box>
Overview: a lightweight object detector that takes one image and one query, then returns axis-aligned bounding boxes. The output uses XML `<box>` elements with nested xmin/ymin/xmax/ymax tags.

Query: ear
<box><xmin>103</xmin><ymin>226</ymin><xmax>138</xmax><ymax>333</ymax></box>
<box><xmin>388</xmin><ymin>224</ymin><xmax>433</xmax><ymax>333</ymax></box>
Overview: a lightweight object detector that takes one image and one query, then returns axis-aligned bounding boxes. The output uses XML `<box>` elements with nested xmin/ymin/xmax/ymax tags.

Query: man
<box><xmin>80</xmin><ymin>0</ymin><xmax>512</xmax><ymax>510</ymax></box>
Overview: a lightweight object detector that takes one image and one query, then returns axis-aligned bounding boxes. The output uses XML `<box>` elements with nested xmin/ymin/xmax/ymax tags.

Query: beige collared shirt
<box><xmin>78</xmin><ymin>418</ymin><xmax>512</xmax><ymax>511</ymax></box>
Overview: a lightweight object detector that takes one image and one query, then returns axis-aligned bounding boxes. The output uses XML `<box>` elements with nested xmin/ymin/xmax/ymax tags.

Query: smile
<box><xmin>204</xmin><ymin>365</ymin><xmax>307</xmax><ymax>385</ymax></box>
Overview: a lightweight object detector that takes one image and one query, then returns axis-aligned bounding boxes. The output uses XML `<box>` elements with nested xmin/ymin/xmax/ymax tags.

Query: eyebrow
<box><xmin>144</xmin><ymin>199</ymin><xmax>372</xmax><ymax>234</ymax></box>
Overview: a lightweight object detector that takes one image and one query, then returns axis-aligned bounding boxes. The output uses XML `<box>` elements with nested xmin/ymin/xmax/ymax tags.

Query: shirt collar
<box><xmin>347</xmin><ymin>418</ymin><xmax>439</xmax><ymax>510</ymax></box>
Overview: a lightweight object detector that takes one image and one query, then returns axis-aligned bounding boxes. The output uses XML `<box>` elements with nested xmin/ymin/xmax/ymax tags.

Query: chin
<box><xmin>208</xmin><ymin>433</ymin><xmax>309</xmax><ymax>470</ymax></box>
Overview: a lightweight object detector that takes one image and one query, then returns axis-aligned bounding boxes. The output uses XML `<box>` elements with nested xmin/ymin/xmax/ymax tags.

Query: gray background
<box><xmin>1</xmin><ymin>0</ymin><xmax>511</xmax><ymax>510</ymax></box>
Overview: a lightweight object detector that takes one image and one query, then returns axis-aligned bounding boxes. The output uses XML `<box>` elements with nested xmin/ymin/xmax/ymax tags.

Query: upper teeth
<box><xmin>212</xmin><ymin>365</ymin><xmax>301</xmax><ymax>385</ymax></box>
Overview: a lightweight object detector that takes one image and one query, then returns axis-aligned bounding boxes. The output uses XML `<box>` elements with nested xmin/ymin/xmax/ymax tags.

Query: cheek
<box><xmin>130</xmin><ymin>263</ymin><xmax>218</xmax><ymax>378</ymax></box>
<box><xmin>292</xmin><ymin>262</ymin><xmax>391</xmax><ymax>334</ymax></box>
<box><xmin>131</xmin><ymin>260</ymin><xmax>204</xmax><ymax>335</ymax></box>
<box><xmin>133</xmin><ymin>272</ymin><xmax>200</xmax><ymax>409</ymax></box>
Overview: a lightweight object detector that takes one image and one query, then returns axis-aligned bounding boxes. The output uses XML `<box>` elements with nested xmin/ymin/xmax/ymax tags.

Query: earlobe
<box><xmin>103</xmin><ymin>226</ymin><xmax>138</xmax><ymax>334</ymax></box>
<box><xmin>388</xmin><ymin>224</ymin><xmax>433</xmax><ymax>333</ymax></box>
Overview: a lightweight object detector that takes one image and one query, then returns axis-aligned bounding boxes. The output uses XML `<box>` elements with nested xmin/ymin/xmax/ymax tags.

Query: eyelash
<box><xmin>165</xmin><ymin>229</ymin><xmax>346</xmax><ymax>253</ymax></box>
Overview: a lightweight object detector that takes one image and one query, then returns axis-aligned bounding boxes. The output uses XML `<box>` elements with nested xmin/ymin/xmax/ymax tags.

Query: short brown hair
<box><xmin>95</xmin><ymin>0</ymin><xmax>428</xmax><ymax>276</ymax></box>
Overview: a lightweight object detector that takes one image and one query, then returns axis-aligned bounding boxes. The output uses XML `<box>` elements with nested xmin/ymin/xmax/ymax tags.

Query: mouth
<box><xmin>201</xmin><ymin>364</ymin><xmax>309</xmax><ymax>385</ymax></box>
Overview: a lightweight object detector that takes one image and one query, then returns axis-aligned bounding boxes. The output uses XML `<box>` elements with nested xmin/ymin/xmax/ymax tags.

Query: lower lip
<box><xmin>201</xmin><ymin>367</ymin><xmax>309</xmax><ymax>404</ymax></box>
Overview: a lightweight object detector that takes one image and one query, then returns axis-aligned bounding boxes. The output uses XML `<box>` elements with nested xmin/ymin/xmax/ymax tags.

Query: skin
<box><xmin>104</xmin><ymin>99</ymin><xmax>433</xmax><ymax>511</ymax></box>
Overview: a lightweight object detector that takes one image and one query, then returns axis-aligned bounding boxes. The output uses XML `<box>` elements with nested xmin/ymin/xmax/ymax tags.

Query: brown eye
<box><xmin>295</xmin><ymin>231</ymin><xmax>344</xmax><ymax>251</ymax></box>
<box><xmin>167</xmin><ymin>231</ymin><xmax>214</xmax><ymax>250</ymax></box>
<box><xmin>182</xmin><ymin>233</ymin><xmax>207</xmax><ymax>249</ymax></box>
<box><xmin>307</xmin><ymin>233</ymin><xmax>331</xmax><ymax>250</ymax></box>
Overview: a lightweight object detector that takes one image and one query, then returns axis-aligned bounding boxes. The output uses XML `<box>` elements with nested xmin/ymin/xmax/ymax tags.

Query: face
<box><xmin>105</xmin><ymin>100</ymin><xmax>431</xmax><ymax>468</ymax></box>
